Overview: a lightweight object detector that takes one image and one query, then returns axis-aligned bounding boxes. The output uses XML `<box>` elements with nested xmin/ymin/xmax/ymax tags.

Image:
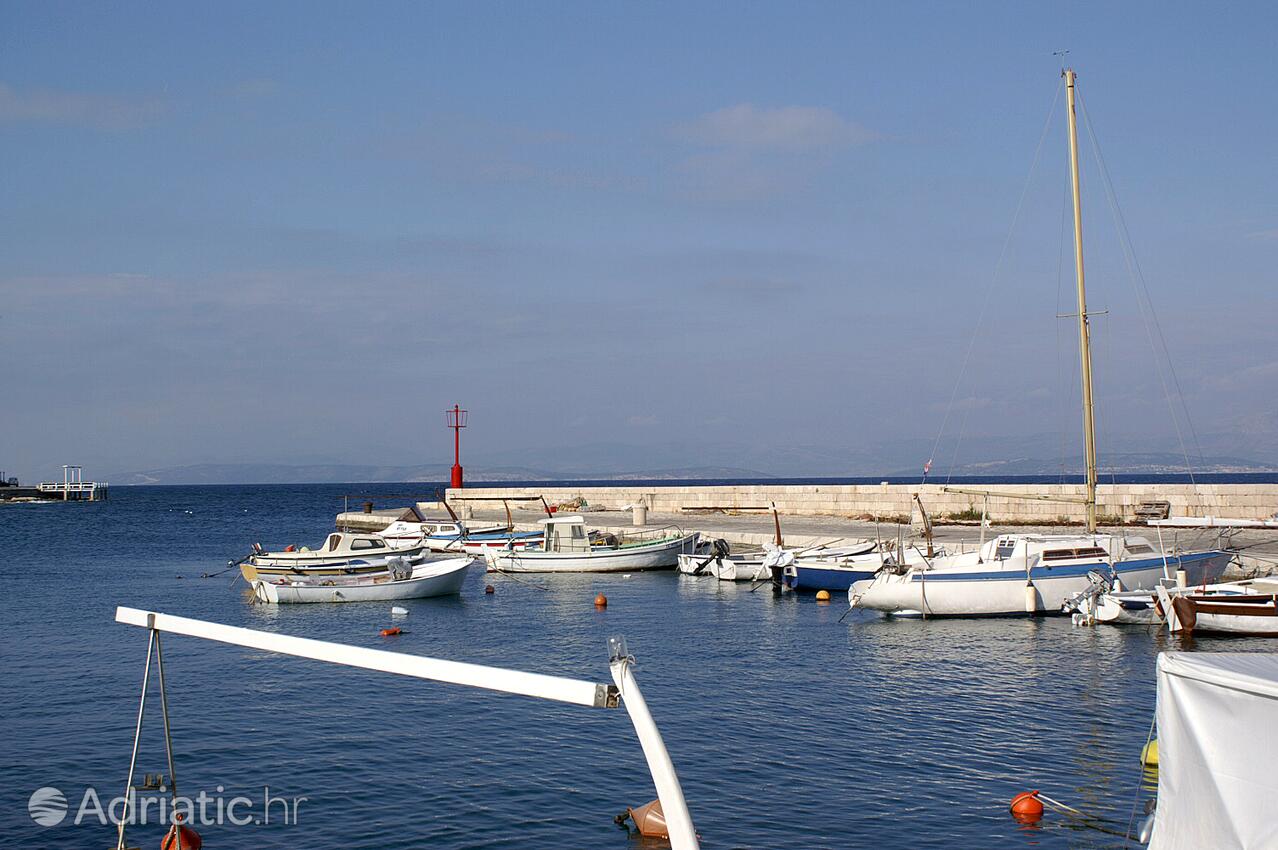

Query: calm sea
<box><xmin>4</xmin><ymin>484</ymin><xmax>1276</xmax><ymax>849</ymax></box>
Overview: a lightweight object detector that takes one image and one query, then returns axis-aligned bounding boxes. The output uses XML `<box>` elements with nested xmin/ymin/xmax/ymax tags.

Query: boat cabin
<box><xmin>976</xmin><ymin>534</ymin><xmax>1159</xmax><ymax>565</ymax></box>
<box><xmin>321</xmin><ymin>533</ymin><xmax>390</xmax><ymax>554</ymax></box>
<box><xmin>539</xmin><ymin>515</ymin><xmax>592</xmax><ymax>553</ymax></box>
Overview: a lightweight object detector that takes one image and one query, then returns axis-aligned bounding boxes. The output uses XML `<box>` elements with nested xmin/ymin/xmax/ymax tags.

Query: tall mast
<box><xmin>1064</xmin><ymin>68</ymin><xmax>1098</xmax><ymax>533</ymax></box>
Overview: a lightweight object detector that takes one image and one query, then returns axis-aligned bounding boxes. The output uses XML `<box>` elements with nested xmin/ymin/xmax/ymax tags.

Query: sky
<box><xmin>2</xmin><ymin>1</ymin><xmax>1276</xmax><ymax>481</ymax></box>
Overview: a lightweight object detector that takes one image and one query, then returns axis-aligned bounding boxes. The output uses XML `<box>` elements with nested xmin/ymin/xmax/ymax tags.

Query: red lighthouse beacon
<box><xmin>447</xmin><ymin>405</ymin><xmax>468</xmax><ymax>488</ymax></box>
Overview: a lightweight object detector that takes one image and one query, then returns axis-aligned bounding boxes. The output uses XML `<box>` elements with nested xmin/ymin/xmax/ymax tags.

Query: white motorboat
<box><xmin>250</xmin><ymin>555</ymin><xmax>474</xmax><ymax>604</ymax></box>
<box><xmin>379</xmin><ymin>499</ymin><xmax>549</xmax><ymax>553</ymax></box>
<box><xmin>677</xmin><ymin>537</ymin><xmax>885</xmax><ymax>586</ymax></box>
<box><xmin>676</xmin><ymin>541</ymin><xmax>772</xmax><ymax>582</ymax></box>
<box><xmin>241</xmin><ymin>532</ymin><xmax>428</xmax><ymax>580</ymax></box>
<box><xmin>485</xmin><ymin>516</ymin><xmax>699</xmax><ymax>573</ymax></box>
<box><xmin>379</xmin><ymin>517</ymin><xmax>544</xmax><ymax>553</ymax></box>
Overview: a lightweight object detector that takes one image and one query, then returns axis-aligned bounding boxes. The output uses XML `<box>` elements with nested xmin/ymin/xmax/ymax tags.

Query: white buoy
<box><xmin>1025</xmin><ymin>581</ymin><xmax>1038</xmax><ymax>613</ymax></box>
<box><xmin>1175</xmin><ymin>568</ymin><xmax>1188</xmax><ymax>588</ymax></box>
<box><xmin>391</xmin><ymin>606</ymin><xmax>408</xmax><ymax>617</ymax></box>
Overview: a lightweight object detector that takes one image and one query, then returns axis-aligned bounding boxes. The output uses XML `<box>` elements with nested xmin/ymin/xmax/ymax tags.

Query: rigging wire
<box><xmin>924</xmin><ymin>76</ymin><xmax>1064</xmax><ymax>484</ymax></box>
<box><xmin>1076</xmin><ymin>90</ymin><xmax>1204</xmax><ymax>490</ymax></box>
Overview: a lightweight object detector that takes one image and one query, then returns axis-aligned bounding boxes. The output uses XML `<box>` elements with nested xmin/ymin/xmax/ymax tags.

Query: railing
<box><xmin>38</xmin><ymin>481</ymin><xmax>108</xmax><ymax>492</ymax></box>
<box><xmin>592</xmin><ymin>524</ymin><xmax>690</xmax><ymax>549</ymax></box>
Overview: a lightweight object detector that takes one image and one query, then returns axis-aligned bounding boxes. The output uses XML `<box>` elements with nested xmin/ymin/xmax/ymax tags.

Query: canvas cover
<box><xmin>1150</xmin><ymin>652</ymin><xmax>1278</xmax><ymax>849</ymax></box>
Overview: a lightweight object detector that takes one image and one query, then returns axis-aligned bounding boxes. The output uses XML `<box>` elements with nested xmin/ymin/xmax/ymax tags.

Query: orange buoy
<box><xmin>594</xmin><ymin>593</ymin><xmax>608</xmax><ymax>608</ymax></box>
<box><xmin>1010</xmin><ymin>790</ymin><xmax>1044</xmax><ymax>822</ymax></box>
<box><xmin>284</xmin><ymin>544</ymin><xmax>296</xmax><ymax>552</ymax></box>
<box><xmin>379</xmin><ymin>627</ymin><xmax>401</xmax><ymax>636</ymax></box>
<box><xmin>160</xmin><ymin>814</ymin><xmax>203</xmax><ymax>850</ymax></box>
<box><xmin>815</xmin><ymin>589</ymin><xmax>831</xmax><ymax>602</ymax></box>
<box><xmin>622</xmin><ymin>798</ymin><xmax>668</xmax><ymax>838</ymax></box>
<box><xmin>484</xmin><ymin>584</ymin><xmax>495</xmax><ymax>594</ymax></box>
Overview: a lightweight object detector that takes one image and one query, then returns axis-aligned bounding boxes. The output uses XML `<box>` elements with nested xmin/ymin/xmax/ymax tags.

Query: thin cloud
<box><xmin>674</xmin><ymin>103</ymin><xmax>875</xmax><ymax>151</ymax></box>
<box><xmin>227</xmin><ymin>78</ymin><xmax>281</xmax><ymax>99</ymax></box>
<box><xmin>701</xmin><ymin>277</ymin><xmax>802</xmax><ymax>297</ymax></box>
<box><xmin>1207</xmin><ymin>360</ymin><xmax>1278</xmax><ymax>389</ymax></box>
<box><xmin>0</xmin><ymin>82</ymin><xmax>165</xmax><ymax>129</ymax></box>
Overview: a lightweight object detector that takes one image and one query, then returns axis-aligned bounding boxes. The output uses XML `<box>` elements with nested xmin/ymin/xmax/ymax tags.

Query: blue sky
<box><xmin>2</xmin><ymin>1</ymin><xmax>1276</xmax><ymax>480</ymax></box>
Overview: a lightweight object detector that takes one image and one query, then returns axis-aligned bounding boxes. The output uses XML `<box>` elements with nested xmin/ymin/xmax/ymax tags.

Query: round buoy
<box><xmin>815</xmin><ymin>589</ymin><xmax>831</xmax><ymax>602</ymax></box>
<box><xmin>1009</xmin><ymin>790</ymin><xmax>1044</xmax><ymax>822</ymax></box>
<box><xmin>485</xmin><ymin>584</ymin><xmax>495</xmax><ymax>594</ymax></box>
<box><xmin>379</xmin><ymin>627</ymin><xmax>401</xmax><ymax>637</ymax></box>
<box><xmin>1141</xmin><ymin>739</ymin><xmax>1159</xmax><ymax>767</ymax></box>
<box><xmin>160</xmin><ymin>814</ymin><xmax>203</xmax><ymax>850</ymax></box>
<box><xmin>594</xmin><ymin>593</ymin><xmax>608</xmax><ymax>608</ymax></box>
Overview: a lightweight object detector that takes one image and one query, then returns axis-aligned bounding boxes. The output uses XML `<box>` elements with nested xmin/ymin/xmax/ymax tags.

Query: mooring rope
<box><xmin>921</xmin><ymin>78</ymin><xmax>1065</xmax><ymax>484</ymax></box>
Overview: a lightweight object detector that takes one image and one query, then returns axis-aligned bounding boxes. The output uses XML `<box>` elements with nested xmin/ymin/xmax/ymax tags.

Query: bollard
<box><xmin>363</xmin><ymin>501</ymin><xmax>374</xmax><ymax>514</ymax></box>
<box><xmin>633</xmin><ymin>504</ymin><xmax>648</xmax><ymax>526</ymax></box>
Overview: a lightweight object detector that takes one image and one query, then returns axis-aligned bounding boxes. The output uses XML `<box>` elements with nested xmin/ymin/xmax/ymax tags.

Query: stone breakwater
<box><xmin>442</xmin><ymin>483</ymin><xmax>1278</xmax><ymax>523</ymax></box>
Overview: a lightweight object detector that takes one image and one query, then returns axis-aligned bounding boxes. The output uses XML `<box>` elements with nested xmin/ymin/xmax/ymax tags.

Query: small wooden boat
<box><xmin>1157</xmin><ymin>583</ymin><xmax>1278</xmax><ymax>636</ymax></box>
<box><xmin>241</xmin><ymin>532</ymin><xmax>429</xmax><ymax>580</ymax></box>
<box><xmin>485</xmin><ymin>516</ymin><xmax>699</xmax><ymax>573</ymax></box>
<box><xmin>250</xmin><ymin>555</ymin><xmax>473</xmax><ymax>604</ymax></box>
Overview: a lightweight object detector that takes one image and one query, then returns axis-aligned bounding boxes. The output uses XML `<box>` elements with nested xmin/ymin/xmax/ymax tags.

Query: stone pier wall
<box><xmin>444</xmin><ymin>483</ymin><xmax>1278</xmax><ymax>523</ymax></box>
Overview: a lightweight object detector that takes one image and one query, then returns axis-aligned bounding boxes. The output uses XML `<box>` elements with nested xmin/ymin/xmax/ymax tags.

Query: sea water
<box><xmin>4</xmin><ymin>484</ymin><xmax>1275</xmax><ymax>849</ymax></box>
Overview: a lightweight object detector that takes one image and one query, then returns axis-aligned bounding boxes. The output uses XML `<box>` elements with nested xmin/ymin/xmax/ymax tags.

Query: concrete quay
<box><xmin>446</xmin><ymin>482</ymin><xmax>1278</xmax><ymax>523</ymax></box>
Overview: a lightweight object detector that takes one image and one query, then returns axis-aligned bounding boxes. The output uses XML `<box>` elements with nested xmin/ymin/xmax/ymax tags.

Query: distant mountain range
<box><xmin>109</xmin><ymin>446</ymin><xmax>1277</xmax><ymax>486</ymax></box>
<box><xmin>110</xmin><ymin>463</ymin><xmax>777</xmax><ymax>485</ymax></box>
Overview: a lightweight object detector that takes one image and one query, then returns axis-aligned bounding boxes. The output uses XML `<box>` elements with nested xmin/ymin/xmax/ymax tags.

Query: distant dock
<box><xmin>0</xmin><ymin>465</ymin><xmax>109</xmax><ymax>502</ymax></box>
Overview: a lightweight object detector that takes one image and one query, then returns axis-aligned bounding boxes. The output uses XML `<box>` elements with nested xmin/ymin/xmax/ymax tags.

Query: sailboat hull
<box><xmin>851</xmin><ymin>551</ymin><xmax>1231</xmax><ymax>618</ymax></box>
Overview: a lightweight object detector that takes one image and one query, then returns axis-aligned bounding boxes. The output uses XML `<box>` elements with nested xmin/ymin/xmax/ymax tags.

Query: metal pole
<box><xmin>116</xmin><ymin>629</ymin><xmax>156</xmax><ymax>850</ymax></box>
<box><xmin>610</xmin><ymin>651</ymin><xmax>699</xmax><ymax>850</ymax></box>
<box><xmin>154</xmin><ymin>634</ymin><xmax>181</xmax><ymax>842</ymax></box>
<box><xmin>1065</xmin><ymin>68</ymin><xmax>1098</xmax><ymax>534</ymax></box>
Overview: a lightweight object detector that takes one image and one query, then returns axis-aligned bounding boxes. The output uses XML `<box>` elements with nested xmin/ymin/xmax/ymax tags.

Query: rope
<box><xmin>925</xmin><ymin>77</ymin><xmax>1064</xmax><ymax>484</ymax></box>
<box><xmin>1077</xmin><ymin>90</ymin><xmax>1203</xmax><ymax>491</ymax></box>
<box><xmin>484</xmin><ymin>564</ymin><xmax>550</xmax><ymax>591</ymax></box>
<box><xmin>1124</xmin><ymin>712</ymin><xmax>1158</xmax><ymax>847</ymax></box>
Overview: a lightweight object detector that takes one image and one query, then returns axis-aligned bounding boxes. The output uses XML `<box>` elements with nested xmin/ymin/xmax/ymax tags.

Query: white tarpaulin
<box><xmin>1150</xmin><ymin>652</ymin><xmax>1278</xmax><ymax>850</ymax></box>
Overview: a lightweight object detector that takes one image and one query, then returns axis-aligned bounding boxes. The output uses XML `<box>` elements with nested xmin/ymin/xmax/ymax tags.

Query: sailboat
<box><xmin>849</xmin><ymin>69</ymin><xmax>1231</xmax><ymax>618</ymax></box>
